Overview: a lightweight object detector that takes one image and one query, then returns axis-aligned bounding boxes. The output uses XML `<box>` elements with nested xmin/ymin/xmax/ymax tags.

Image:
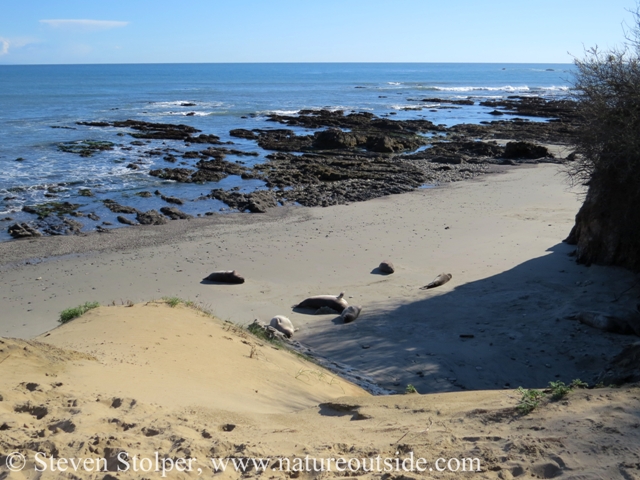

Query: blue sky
<box><xmin>0</xmin><ymin>1</ymin><xmax>637</xmax><ymax>64</ymax></box>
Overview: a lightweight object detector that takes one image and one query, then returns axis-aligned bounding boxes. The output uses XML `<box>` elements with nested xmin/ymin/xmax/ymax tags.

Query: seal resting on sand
<box><xmin>378</xmin><ymin>261</ymin><xmax>395</xmax><ymax>274</ymax></box>
<box><xmin>294</xmin><ymin>292</ymin><xmax>348</xmax><ymax>313</ymax></box>
<box><xmin>203</xmin><ymin>270</ymin><xmax>245</xmax><ymax>284</ymax></box>
<box><xmin>341</xmin><ymin>305</ymin><xmax>362</xmax><ymax>323</ymax></box>
<box><xmin>420</xmin><ymin>273</ymin><xmax>452</xmax><ymax>290</ymax></box>
<box><xmin>270</xmin><ymin>315</ymin><xmax>295</xmax><ymax>338</ymax></box>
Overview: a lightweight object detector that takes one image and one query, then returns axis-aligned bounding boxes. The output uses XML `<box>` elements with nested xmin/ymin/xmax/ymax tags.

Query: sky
<box><xmin>0</xmin><ymin>1</ymin><xmax>637</xmax><ymax>64</ymax></box>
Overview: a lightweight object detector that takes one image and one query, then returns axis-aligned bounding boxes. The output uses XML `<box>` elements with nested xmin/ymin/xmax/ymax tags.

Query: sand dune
<box><xmin>1</xmin><ymin>306</ymin><xmax>640</xmax><ymax>479</ymax></box>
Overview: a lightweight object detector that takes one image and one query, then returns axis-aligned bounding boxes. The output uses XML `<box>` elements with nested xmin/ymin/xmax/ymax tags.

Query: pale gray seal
<box><xmin>270</xmin><ymin>315</ymin><xmax>295</xmax><ymax>338</ymax></box>
<box><xmin>294</xmin><ymin>292</ymin><xmax>348</xmax><ymax>313</ymax></box>
<box><xmin>420</xmin><ymin>273</ymin><xmax>452</xmax><ymax>290</ymax></box>
<box><xmin>204</xmin><ymin>270</ymin><xmax>245</xmax><ymax>284</ymax></box>
<box><xmin>569</xmin><ymin>311</ymin><xmax>640</xmax><ymax>335</ymax></box>
<box><xmin>341</xmin><ymin>305</ymin><xmax>362</xmax><ymax>323</ymax></box>
<box><xmin>378</xmin><ymin>261</ymin><xmax>395</xmax><ymax>274</ymax></box>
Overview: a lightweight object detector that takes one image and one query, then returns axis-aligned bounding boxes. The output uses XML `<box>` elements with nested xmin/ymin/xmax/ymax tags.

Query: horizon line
<box><xmin>0</xmin><ymin>60</ymin><xmax>576</xmax><ymax>67</ymax></box>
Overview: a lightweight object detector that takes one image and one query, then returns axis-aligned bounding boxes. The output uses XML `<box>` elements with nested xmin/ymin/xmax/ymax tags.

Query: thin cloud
<box><xmin>0</xmin><ymin>39</ymin><xmax>8</xmax><ymax>55</ymax></box>
<box><xmin>40</xmin><ymin>19</ymin><xmax>129</xmax><ymax>32</ymax></box>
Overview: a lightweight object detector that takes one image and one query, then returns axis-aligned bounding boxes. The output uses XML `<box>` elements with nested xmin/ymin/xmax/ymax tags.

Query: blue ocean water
<box><xmin>0</xmin><ymin>63</ymin><xmax>574</xmax><ymax>240</ymax></box>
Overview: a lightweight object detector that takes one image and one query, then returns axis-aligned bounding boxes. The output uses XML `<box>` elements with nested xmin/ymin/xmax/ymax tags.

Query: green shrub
<box><xmin>405</xmin><ymin>384</ymin><xmax>418</xmax><ymax>394</ymax></box>
<box><xmin>59</xmin><ymin>302</ymin><xmax>99</xmax><ymax>324</ymax></box>
<box><xmin>549</xmin><ymin>381</ymin><xmax>571</xmax><ymax>400</ymax></box>
<box><xmin>516</xmin><ymin>387</ymin><xmax>545</xmax><ymax>415</ymax></box>
<box><xmin>162</xmin><ymin>296</ymin><xmax>182</xmax><ymax>307</ymax></box>
<box><xmin>566</xmin><ymin>7</ymin><xmax>640</xmax><ymax>270</ymax></box>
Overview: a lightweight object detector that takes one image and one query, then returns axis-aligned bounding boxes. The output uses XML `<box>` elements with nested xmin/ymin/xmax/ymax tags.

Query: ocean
<box><xmin>0</xmin><ymin>63</ymin><xmax>574</xmax><ymax>241</ymax></box>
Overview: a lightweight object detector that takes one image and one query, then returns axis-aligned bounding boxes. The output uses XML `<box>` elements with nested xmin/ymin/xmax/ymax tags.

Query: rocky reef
<box><xmin>9</xmin><ymin>96</ymin><xmax>578</xmax><ymax>237</ymax></box>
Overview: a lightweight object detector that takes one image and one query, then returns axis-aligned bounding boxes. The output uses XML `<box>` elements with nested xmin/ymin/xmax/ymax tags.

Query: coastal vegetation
<box><xmin>516</xmin><ymin>379</ymin><xmax>590</xmax><ymax>415</ymax></box>
<box><xmin>566</xmin><ymin>8</ymin><xmax>640</xmax><ymax>271</ymax></box>
<box><xmin>58</xmin><ymin>301</ymin><xmax>99</xmax><ymax>324</ymax></box>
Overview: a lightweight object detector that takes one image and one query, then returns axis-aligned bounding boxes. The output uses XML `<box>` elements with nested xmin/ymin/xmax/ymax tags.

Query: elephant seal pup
<box><xmin>341</xmin><ymin>305</ymin><xmax>362</xmax><ymax>324</ymax></box>
<box><xmin>204</xmin><ymin>270</ymin><xmax>245</xmax><ymax>284</ymax></box>
<box><xmin>294</xmin><ymin>292</ymin><xmax>348</xmax><ymax>313</ymax></box>
<box><xmin>378</xmin><ymin>261</ymin><xmax>395</xmax><ymax>274</ymax></box>
<box><xmin>420</xmin><ymin>273</ymin><xmax>452</xmax><ymax>290</ymax></box>
<box><xmin>270</xmin><ymin>315</ymin><xmax>295</xmax><ymax>338</ymax></box>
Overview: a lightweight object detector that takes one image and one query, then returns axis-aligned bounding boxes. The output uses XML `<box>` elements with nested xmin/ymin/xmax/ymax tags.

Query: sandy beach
<box><xmin>2</xmin><ymin>163</ymin><xmax>640</xmax><ymax>479</ymax></box>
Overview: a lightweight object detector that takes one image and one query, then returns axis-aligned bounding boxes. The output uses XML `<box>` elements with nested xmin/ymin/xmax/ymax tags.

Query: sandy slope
<box><xmin>1</xmin><ymin>305</ymin><xmax>640</xmax><ymax>479</ymax></box>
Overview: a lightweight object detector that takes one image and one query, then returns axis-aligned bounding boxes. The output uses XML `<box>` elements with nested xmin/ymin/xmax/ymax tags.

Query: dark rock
<box><xmin>247</xmin><ymin>190</ymin><xmax>278</xmax><ymax>213</ymax></box>
<box><xmin>116</xmin><ymin>215</ymin><xmax>137</xmax><ymax>226</ymax></box>
<box><xmin>189</xmin><ymin>134</ymin><xmax>222</xmax><ymax>144</ymax></box>
<box><xmin>192</xmin><ymin>158</ymin><xmax>249</xmax><ymax>183</ymax></box>
<box><xmin>114</xmin><ymin>120</ymin><xmax>199</xmax><ymax>140</ymax></box>
<box><xmin>503</xmin><ymin>141</ymin><xmax>552</xmax><ymax>160</ymax></box>
<box><xmin>22</xmin><ymin>202</ymin><xmax>82</xmax><ymax>219</ymax></box>
<box><xmin>160</xmin><ymin>195</ymin><xmax>184</xmax><ymax>205</ymax></box>
<box><xmin>209</xmin><ymin>189</ymin><xmax>277</xmax><ymax>213</ymax></box>
<box><xmin>365</xmin><ymin>134</ymin><xmax>425</xmax><ymax>153</ymax></box>
<box><xmin>230</xmin><ymin>129</ymin><xmax>258</xmax><ymax>140</ymax></box>
<box><xmin>314</xmin><ymin>129</ymin><xmax>363</xmax><ymax>150</ymax></box>
<box><xmin>200</xmin><ymin>147</ymin><xmax>259</xmax><ymax>158</ymax></box>
<box><xmin>257</xmin><ymin>129</ymin><xmax>315</xmax><ymax>152</ymax></box>
<box><xmin>87</xmin><ymin>212</ymin><xmax>100</xmax><ymax>221</ymax></box>
<box><xmin>430</xmin><ymin>156</ymin><xmax>465</xmax><ymax>165</ymax></box>
<box><xmin>103</xmin><ymin>200</ymin><xmax>140</xmax><ymax>214</ymax></box>
<box><xmin>76</xmin><ymin>121</ymin><xmax>111</xmax><ymax>127</ymax></box>
<box><xmin>135</xmin><ymin>191</ymin><xmax>153</xmax><ymax>198</ymax></box>
<box><xmin>160</xmin><ymin>207</ymin><xmax>193</xmax><ymax>220</ymax></box>
<box><xmin>8</xmin><ymin>223</ymin><xmax>42</xmax><ymax>239</ymax></box>
<box><xmin>449</xmin><ymin>119</ymin><xmax>576</xmax><ymax>144</ymax></box>
<box><xmin>40</xmin><ymin>218</ymin><xmax>83</xmax><ymax>236</ymax></box>
<box><xmin>136</xmin><ymin>210</ymin><xmax>168</xmax><ymax>225</ymax></box>
<box><xmin>478</xmin><ymin>96</ymin><xmax>578</xmax><ymax>122</ymax></box>
<box><xmin>420</xmin><ymin>97</ymin><xmax>475</xmax><ymax>106</ymax></box>
<box><xmin>263</xmin><ymin>110</ymin><xmax>433</xmax><ymax>153</ymax></box>
<box><xmin>149</xmin><ymin>168</ymin><xmax>194</xmax><ymax>183</ymax></box>
<box><xmin>58</xmin><ymin>140</ymin><xmax>115</xmax><ymax>157</ymax></box>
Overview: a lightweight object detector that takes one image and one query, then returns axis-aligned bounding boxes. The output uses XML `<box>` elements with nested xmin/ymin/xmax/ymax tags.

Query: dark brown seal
<box><xmin>420</xmin><ymin>273</ymin><xmax>452</xmax><ymax>290</ymax></box>
<box><xmin>204</xmin><ymin>270</ymin><xmax>245</xmax><ymax>284</ymax></box>
<box><xmin>378</xmin><ymin>261</ymin><xmax>395</xmax><ymax>274</ymax></box>
<box><xmin>294</xmin><ymin>292</ymin><xmax>348</xmax><ymax>313</ymax></box>
<box><xmin>341</xmin><ymin>305</ymin><xmax>362</xmax><ymax>323</ymax></box>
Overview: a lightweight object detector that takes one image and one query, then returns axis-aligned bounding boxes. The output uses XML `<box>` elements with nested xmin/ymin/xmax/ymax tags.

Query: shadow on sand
<box><xmin>297</xmin><ymin>242</ymin><xmax>639</xmax><ymax>395</ymax></box>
